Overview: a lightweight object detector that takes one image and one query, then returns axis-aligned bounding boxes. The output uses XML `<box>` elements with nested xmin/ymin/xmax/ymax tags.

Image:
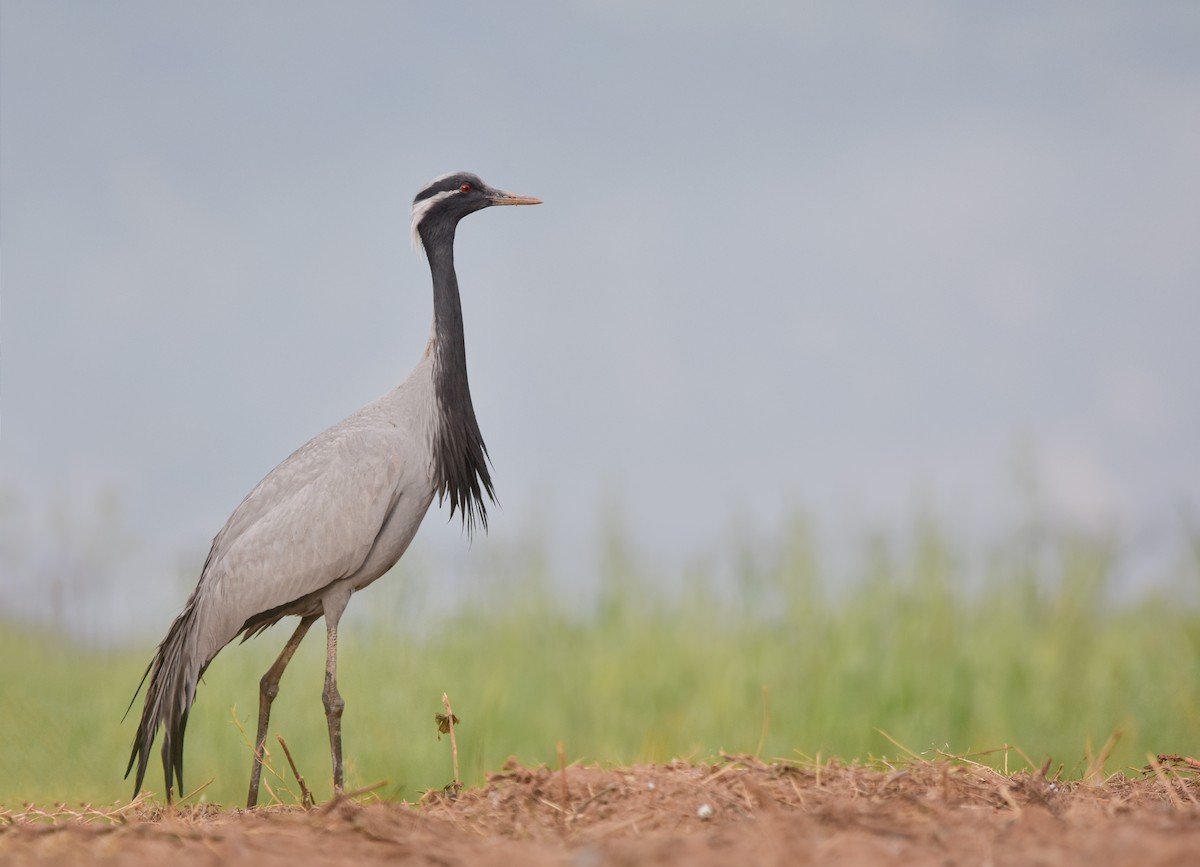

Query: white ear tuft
<box><xmin>410</xmin><ymin>189</ymin><xmax>456</xmax><ymax>255</ymax></box>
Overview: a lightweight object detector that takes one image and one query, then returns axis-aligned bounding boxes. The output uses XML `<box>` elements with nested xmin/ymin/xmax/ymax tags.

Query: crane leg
<box><xmin>321</xmin><ymin>614</ymin><xmax>346</xmax><ymax>794</ymax></box>
<box><xmin>246</xmin><ymin>614</ymin><xmax>319</xmax><ymax>808</ymax></box>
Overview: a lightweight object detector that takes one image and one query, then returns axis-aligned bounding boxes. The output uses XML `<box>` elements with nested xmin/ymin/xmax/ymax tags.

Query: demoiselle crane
<box><xmin>126</xmin><ymin>172</ymin><xmax>541</xmax><ymax>806</ymax></box>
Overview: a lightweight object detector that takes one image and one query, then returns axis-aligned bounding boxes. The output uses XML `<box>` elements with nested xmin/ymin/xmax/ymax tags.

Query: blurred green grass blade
<box><xmin>2</xmin><ymin>514</ymin><xmax>1197</xmax><ymax>807</ymax></box>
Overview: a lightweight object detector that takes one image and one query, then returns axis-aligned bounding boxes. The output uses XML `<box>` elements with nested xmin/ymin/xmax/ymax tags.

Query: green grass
<box><xmin>1</xmin><ymin>514</ymin><xmax>1197</xmax><ymax>808</ymax></box>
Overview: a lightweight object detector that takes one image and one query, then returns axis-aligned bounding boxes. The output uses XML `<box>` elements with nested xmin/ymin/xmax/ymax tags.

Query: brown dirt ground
<box><xmin>3</xmin><ymin>755</ymin><xmax>1198</xmax><ymax>866</ymax></box>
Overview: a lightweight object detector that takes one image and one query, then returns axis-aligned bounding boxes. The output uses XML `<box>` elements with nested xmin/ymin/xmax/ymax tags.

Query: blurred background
<box><xmin>1</xmin><ymin>2</ymin><xmax>1198</xmax><ymax>805</ymax></box>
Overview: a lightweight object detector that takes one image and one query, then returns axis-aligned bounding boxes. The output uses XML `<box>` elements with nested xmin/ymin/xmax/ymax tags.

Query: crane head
<box><xmin>411</xmin><ymin>171</ymin><xmax>541</xmax><ymax>254</ymax></box>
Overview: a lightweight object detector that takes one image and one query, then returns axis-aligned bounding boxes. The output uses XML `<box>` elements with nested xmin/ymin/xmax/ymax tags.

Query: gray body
<box><xmin>126</xmin><ymin>172</ymin><xmax>540</xmax><ymax>804</ymax></box>
<box><xmin>199</xmin><ymin>355</ymin><xmax>438</xmax><ymax>646</ymax></box>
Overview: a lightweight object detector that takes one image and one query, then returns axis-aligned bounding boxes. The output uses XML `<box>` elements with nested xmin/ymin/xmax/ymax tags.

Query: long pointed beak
<box><xmin>487</xmin><ymin>189</ymin><xmax>542</xmax><ymax>206</ymax></box>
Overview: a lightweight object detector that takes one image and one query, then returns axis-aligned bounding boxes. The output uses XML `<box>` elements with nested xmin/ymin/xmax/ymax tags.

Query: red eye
<box><xmin>460</xmin><ymin>183</ymin><xmax>472</xmax><ymax>193</ymax></box>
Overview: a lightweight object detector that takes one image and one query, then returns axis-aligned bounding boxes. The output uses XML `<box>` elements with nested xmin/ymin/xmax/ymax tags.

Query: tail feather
<box><xmin>126</xmin><ymin>600</ymin><xmax>205</xmax><ymax>802</ymax></box>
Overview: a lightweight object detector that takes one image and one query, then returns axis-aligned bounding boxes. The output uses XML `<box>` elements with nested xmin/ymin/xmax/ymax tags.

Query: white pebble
<box><xmin>697</xmin><ymin>803</ymin><xmax>714</xmax><ymax>819</ymax></box>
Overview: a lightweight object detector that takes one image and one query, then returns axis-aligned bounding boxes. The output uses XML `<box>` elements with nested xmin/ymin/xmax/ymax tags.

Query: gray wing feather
<box><xmin>196</xmin><ymin>413</ymin><xmax>424</xmax><ymax>654</ymax></box>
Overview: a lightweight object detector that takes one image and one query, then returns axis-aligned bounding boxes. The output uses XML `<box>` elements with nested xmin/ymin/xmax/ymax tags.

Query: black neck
<box><xmin>426</xmin><ymin>229</ymin><xmax>494</xmax><ymax>533</ymax></box>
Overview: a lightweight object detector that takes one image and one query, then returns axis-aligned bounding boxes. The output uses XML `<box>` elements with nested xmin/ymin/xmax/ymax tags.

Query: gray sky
<box><xmin>3</xmin><ymin>2</ymin><xmax>1199</xmax><ymax>634</ymax></box>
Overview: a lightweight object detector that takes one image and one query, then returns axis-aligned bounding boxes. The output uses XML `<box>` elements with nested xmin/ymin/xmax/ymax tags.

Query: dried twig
<box><xmin>1084</xmin><ymin>729</ymin><xmax>1122</xmax><ymax>784</ymax></box>
<box><xmin>568</xmin><ymin>783</ymin><xmax>620</xmax><ymax>819</ymax></box>
<box><xmin>557</xmin><ymin>740</ymin><xmax>570</xmax><ymax>810</ymax></box>
<box><xmin>441</xmin><ymin>692</ymin><xmax>461</xmax><ymax>797</ymax></box>
<box><xmin>316</xmin><ymin>780</ymin><xmax>389</xmax><ymax>814</ymax></box>
<box><xmin>277</xmin><ymin>736</ymin><xmax>315</xmax><ymax>808</ymax></box>
<box><xmin>175</xmin><ymin>779</ymin><xmax>214</xmax><ymax>807</ymax></box>
<box><xmin>1146</xmin><ymin>754</ymin><xmax>1185</xmax><ymax>810</ymax></box>
<box><xmin>874</xmin><ymin>728</ymin><xmax>927</xmax><ymax>763</ymax></box>
<box><xmin>1172</xmin><ymin>768</ymin><xmax>1200</xmax><ymax>808</ymax></box>
<box><xmin>1157</xmin><ymin>754</ymin><xmax>1200</xmax><ymax>773</ymax></box>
